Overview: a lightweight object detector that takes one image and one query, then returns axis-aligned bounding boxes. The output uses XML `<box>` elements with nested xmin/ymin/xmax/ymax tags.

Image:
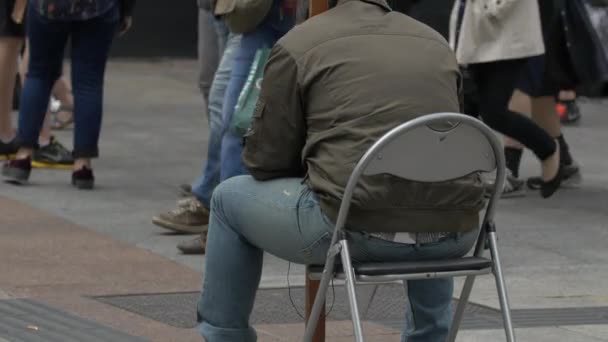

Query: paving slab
<box><xmin>0</xmin><ymin>289</ymin><xmax>13</xmax><ymax>300</ymax></box>
<box><xmin>457</xmin><ymin>326</ymin><xmax>608</xmax><ymax>342</ymax></box>
<box><xmin>0</xmin><ymin>196</ymin><xmax>201</xmax><ymax>341</ymax></box>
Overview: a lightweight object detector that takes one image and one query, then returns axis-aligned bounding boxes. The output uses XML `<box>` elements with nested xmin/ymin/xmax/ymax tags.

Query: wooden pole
<box><xmin>309</xmin><ymin>0</ymin><xmax>329</xmax><ymax>17</ymax></box>
<box><xmin>303</xmin><ymin>2</ymin><xmax>330</xmax><ymax>340</ymax></box>
<box><xmin>305</xmin><ymin>269</ymin><xmax>326</xmax><ymax>342</ymax></box>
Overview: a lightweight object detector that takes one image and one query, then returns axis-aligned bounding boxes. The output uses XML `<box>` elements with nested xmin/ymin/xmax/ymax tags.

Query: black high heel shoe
<box><xmin>540</xmin><ymin>162</ymin><xmax>564</xmax><ymax>198</ymax></box>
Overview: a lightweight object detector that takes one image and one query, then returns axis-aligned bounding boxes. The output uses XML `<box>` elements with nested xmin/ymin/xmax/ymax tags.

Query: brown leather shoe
<box><xmin>177</xmin><ymin>233</ymin><xmax>207</xmax><ymax>255</ymax></box>
<box><xmin>152</xmin><ymin>198</ymin><xmax>210</xmax><ymax>234</ymax></box>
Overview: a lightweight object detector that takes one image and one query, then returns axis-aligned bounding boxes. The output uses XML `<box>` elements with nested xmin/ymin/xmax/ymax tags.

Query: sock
<box><xmin>557</xmin><ymin>134</ymin><xmax>573</xmax><ymax>166</ymax></box>
<box><xmin>504</xmin><ymin>147</ymin><xmax>523</xmax><ymax>178</ymax></box>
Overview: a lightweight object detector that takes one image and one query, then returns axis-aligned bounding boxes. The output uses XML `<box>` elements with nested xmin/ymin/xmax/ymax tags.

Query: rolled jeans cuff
<box><xmin>73</xmin><ymin>147</ymin><xmax>99</xmax><ymax>159</ymax></box>
<box><xmin>197</xmin><ymin>321</ymin><xmax>257</xmax><ymax>342</ymax></box>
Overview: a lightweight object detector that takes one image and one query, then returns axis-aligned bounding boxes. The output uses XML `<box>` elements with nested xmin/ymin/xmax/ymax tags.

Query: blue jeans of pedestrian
<box><xmin>191</xmin><ymin>20</ymin><xmax>239</xmax><ymax>208</ymax></box>
<box><xmin>219</xmin><ymin>0</ymin><xmax>295</xmax><ymax>181</ymax></box>
<box><xmin>17</xmin><ymin>6</ymin><xmax>118</xmax><ymax>158</ymax></box>
<box><xmin>197</xmin><ymin>176</ymin><xmax>480</xmax><ymax>342</ymax></box>
<box><xmin>197</xmin><ymin>9</ymin><xmax>224</xmax><ymax>103</ymax></box>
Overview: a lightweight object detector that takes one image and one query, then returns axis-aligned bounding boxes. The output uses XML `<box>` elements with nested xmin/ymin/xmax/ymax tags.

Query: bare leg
<box><xmin>39</xmin><ymin>113</ymin><xmax>53</xmax><ymax>144</ymax></box>
<box><xmin>531</xmin><ymin>96</ymin><xmax>561</xmax><ymax>137</ymax></box>
<box><xmin>53</xmin><ymin>77</ymin><xmax>73</xmax><ymax>107</ymax></box>
<box><xmin>15</xmin><ymin>147</ymin><xmax>34</xmax><ymax>159</ymax></box>
<box><xmin>51</xmin><ymin>75</ymin><xmax>74</xmax><ymax>126</ymax></box>
<box><xmin>0</xmin><ymin>37</ymin><xmax>23</xmax><ymax>141</ymax></box>
<box><xmin>74</xmin><ymin>158</ymin><xmax>92</xmax><ymax>171</ymax></box>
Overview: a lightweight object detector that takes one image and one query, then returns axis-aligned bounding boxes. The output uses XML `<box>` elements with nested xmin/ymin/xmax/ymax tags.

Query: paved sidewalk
<box><xmin>1</xmin><ymin>60</ymin><xmax>607</xmax><ymax>341</ymax></box>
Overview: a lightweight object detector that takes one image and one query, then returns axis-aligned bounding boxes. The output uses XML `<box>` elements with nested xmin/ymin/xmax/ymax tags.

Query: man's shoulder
<box><xmin>278</xmin><ymin>8</ymin><xmax>452</xmax><ymax>60</ymax></box>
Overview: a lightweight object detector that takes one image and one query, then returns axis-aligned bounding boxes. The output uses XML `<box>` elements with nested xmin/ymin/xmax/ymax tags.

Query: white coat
<box><xmin>449</xmin><ymin>0</ymin><xmax>545</xmax><ymax>64</ymax></box>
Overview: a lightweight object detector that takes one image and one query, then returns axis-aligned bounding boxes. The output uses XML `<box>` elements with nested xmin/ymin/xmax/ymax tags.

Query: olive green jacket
<box><xmin>243</xmin><ymin>0</ymin><xmax>485</xmax><ymax>233</ymax></box>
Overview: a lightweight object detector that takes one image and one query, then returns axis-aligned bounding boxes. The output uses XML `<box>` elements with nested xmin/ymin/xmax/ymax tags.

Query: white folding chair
<box><xmin>303</xmin><ymin>113</ymin><xmax>515</xmax><ymax>342</ymax></box>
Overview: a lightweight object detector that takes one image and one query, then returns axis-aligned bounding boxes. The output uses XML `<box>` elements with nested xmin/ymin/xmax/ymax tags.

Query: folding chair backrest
<box><xmin>334</xmin><ymin>113</ymin><xmax>505</xmax><ymax>231</ymax></box>
<box><xmin>363</xmin><ymin>116</ymin><xmax>496</xmax><ymax>182</ymax></box>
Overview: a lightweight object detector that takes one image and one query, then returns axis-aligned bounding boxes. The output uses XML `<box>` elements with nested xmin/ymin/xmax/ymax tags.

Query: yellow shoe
<box><xmin>31</xmin><ymin>137</ymin><xmax>74</xmax><ymax>170</ymax></box>
<box><xmin>0</xmin><ymin>153</ymin><xmax>16</xmax><ymax>161</ymax></box>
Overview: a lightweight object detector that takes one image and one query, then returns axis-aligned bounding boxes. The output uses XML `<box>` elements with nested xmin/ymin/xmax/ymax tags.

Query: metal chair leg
<box><xmin>303</xmin><ymin>243</ymin><xmax>341</xmax><ymax>342</ymax></box>
<box><xmin>339</xmin><ymin>240</ymin><xmax>364</xmax><ymax>342</ymax></box>
<box><xmin>488</xmin><ymin>232</ymin><xmax>516</xmax><ymax>342</ymax></box>
<box><xmin>446</xmin><ymin>275</ymin><xmax>477</xmax><ymax>342</ymax></box>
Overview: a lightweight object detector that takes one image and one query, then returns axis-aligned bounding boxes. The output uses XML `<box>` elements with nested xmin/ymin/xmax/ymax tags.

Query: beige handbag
<box><xmin>473</xmin><ymin>0</ymin><xmax>518</xmax><ymax>19</ymax></box>
<box><xmin>214</xmin><ymin>0</ymin><xmax>273</xmax><ymax>34</ymax></box>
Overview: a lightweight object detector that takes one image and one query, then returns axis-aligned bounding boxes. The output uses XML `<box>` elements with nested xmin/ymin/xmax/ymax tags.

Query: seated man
<box><xmin>196</xmin><ymin>0</ymin><xmax>485</xmax><ymax>341</ymax></box>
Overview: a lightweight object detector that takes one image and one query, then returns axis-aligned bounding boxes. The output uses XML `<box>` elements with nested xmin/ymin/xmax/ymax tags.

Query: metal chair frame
<box><xmin>302</xmin><ymin>113</ymin><xmax>515</xmax><ymax>342</ymax></box>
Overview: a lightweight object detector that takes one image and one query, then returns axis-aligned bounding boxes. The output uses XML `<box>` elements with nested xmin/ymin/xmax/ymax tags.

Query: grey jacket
<box><xmin>243</xmin><ymin>0</ymin><xmax>485</xmax><ymax>233</ymax></box>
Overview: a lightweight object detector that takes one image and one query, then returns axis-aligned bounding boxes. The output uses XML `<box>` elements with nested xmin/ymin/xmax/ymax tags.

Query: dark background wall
<box><xmin>110</xmin><ymin>0</ymin><xmax>198</xmax><ymax>58</ymax></box>
<box><xmin>110</xmin><ymin>0</ymin><xmax>456</xmax><ymax>58</ymax></box>
<box><xmin>389</xmin><ymin>0</ymin><xmax>455</xmax><ymax>38</ymax></box>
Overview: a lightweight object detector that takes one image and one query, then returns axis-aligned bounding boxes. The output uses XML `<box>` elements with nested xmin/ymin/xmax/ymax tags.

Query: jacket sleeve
<box><xmin>120</xmin><ymin>0</ymin><xmax>136</xmax><ymax>17</ymax></box>
<box><xmin>242</xmin><ymin>44</ymin><xmax>307</xmax><ymax>181</ymax></box>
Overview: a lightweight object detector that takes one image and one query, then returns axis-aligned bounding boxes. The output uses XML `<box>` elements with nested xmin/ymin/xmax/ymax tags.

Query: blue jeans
<box><xmin>197</xmin><ymin>9</ymin><xmax>224</xmax><ymax>103</ymax></box>
<box><xmin>17</xmin><ymin>5</ymin><xmax>118</xmax><ymax>158</ymax></box>
<box><xmin>191</xmin><ymin>20</ymin><xmax>239</xmax><ymax>207</ymax></box>
<box><xmin>219</xmin><ymin>0</ymin><xmax>295</xmax><ymax>181</ymax></box>
<box><xmin>197</xmin><ymin>176</ymin><xmax>480</xmax><ymax>342</ymax></box>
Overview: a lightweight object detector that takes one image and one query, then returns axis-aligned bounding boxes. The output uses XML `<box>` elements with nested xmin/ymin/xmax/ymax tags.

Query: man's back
<box><xmin>244</xmin><ymin>0</ymin><xmax>484</xmax><ymax>233</ymax></box>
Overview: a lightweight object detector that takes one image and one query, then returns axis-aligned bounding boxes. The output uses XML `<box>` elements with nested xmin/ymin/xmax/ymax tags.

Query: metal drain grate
<box><xmin>0</xmin><ymin>299</ymin><xmax>147</xmax><ymax>342</ymax></box>
<box><xmin>96</xmin><ymin>284</ymin><xmax>608</xmax><ymax>330</ymax></box>
<box><xmin>97</xmin><ymin>284</ymin><xmax>415</xmax><ymax>328</ymax></box>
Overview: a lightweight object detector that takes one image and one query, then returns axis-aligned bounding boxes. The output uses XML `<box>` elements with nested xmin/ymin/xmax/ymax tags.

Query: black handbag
<box><xmin>562</xmin><ymin>0</ymin><xmax>608</xmax><ymax>89</ymax></box>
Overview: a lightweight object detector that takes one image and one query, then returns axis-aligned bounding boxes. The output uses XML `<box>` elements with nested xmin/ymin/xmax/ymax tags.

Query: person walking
<box><xmin>151</xmin><ymin>0</ymin><xmax>239</xmax><ymax>255</ymax></box>
<box><xmin>2</xmin><ymin>0</ymin><xmax>135</xmax><ymax>189</ymax></box>
<box><xmin>450</xmin><ymin>0</ymin><xmax>564</xmax><ymax>198</ymax></box>
<box><xmin>0</xmin><ymin>0</ymin><xmax>73</xmax><ymax>167</ymax></box>
<box><xmin>502</xmin><ymin>0</ymin><xmax>583</xmax><ymax>193</ymax></box>
<box><xmin>155</xmin><ymin>0</ymin><xmax>296</xmax><ymax>254</ymax></box>
<box><xmin>20</xmin><ymin>41</ymin><xmax>76</xmax><ymax>131</ymax></box>
<box><xmin>504</xmin><ymin>59</ymin><xmax>582</xmax><ymax>196</ymax></box>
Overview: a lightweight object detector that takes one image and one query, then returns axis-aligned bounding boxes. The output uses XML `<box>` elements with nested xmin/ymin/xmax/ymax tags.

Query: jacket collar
<box><xmin>338</xmin><ymin>0</ymin><xmax>392</xmax><ymax>12</ymax></box>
